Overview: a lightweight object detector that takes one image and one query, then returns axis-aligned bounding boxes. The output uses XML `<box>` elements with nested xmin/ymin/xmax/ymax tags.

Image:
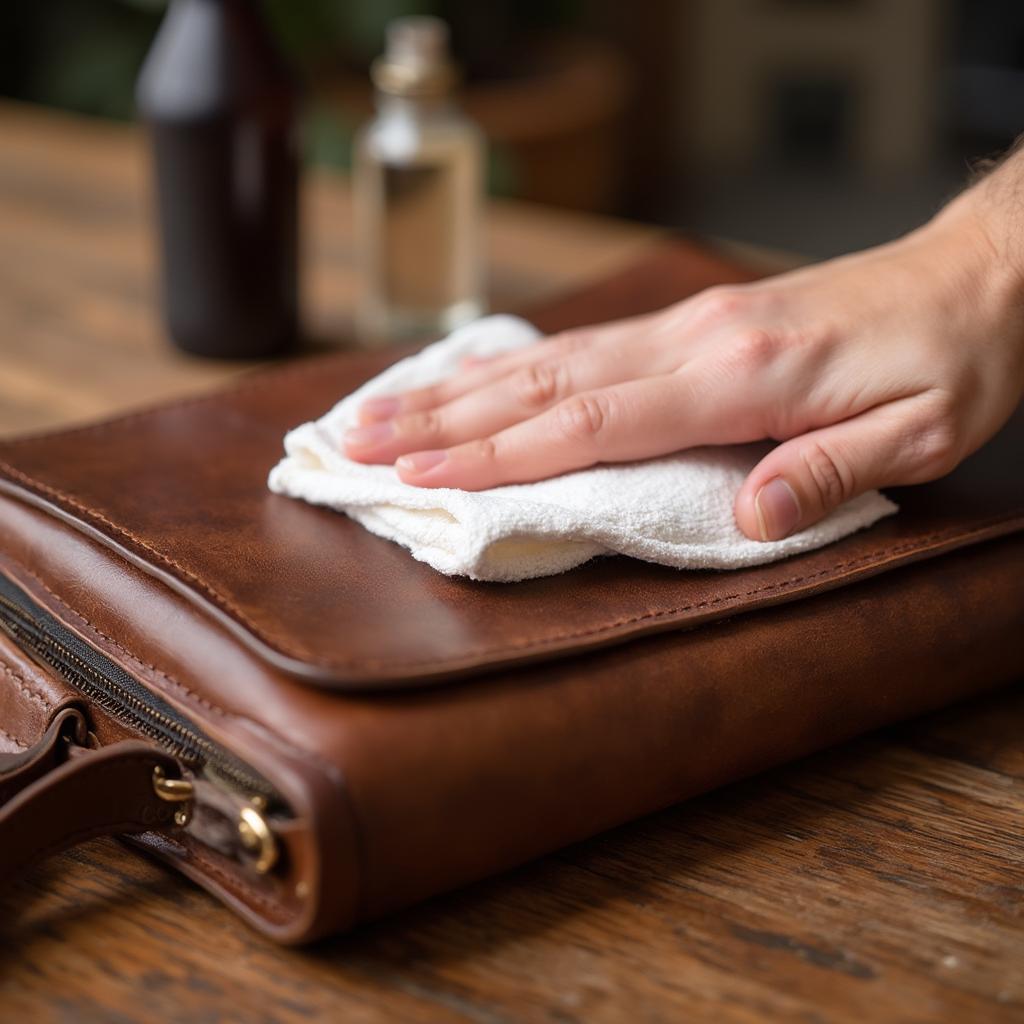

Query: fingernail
<box><xmin>359</xmin><ymin>396</ymin><xmax>400</xmax><ymax>421</ymax></box>
<box><xmin>397</xmin><ymin>449</ymin><xmax>447</xmax><ymax>474</ymax></box>
<box><xmin>754</xmin><ymin>477</ymin><xmax>801</xmax><ymax>541</ymax></box>
<box><xmin>344</xmin><ymin>422</ymin><xmax>393</xmax><ymax>447</ymax></box>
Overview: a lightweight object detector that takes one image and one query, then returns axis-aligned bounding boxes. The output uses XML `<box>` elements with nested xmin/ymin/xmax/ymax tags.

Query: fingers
<box><xmin>394</xmin><ymin>374</ymin><xmax>729</xmax><ymax>490</ymax></box>
<box><xmin>356</xmin><ymin>329</ymin><xmax>595</xmax><ymax>425</ymax></box>
<box><xmin>344</xmin><ymin>341</ymin><xmax>665</xmax><ymax>465</ymax></box>
<box><xmin>356</xmin><ymin>313</ymin><xmax>665</xmax><ymax>425</ymax></box>
<box><xmin>733</xmin><ymin>396</ymin><xmax>955</xmax><ymax>541</ymax></box>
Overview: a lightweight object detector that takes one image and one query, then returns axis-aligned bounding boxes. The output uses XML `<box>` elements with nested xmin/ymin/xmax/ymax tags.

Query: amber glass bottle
<box><xmin>136</xmin><ymin>0</ymin><xmax>298</xmax><ymax>358</ymax></box>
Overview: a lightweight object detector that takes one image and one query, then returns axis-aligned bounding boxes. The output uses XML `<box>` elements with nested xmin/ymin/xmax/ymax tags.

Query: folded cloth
<box><xmin>268</xmin><ymin>316</ymin><xmax>898</xmax><ymax>582</ymax></box>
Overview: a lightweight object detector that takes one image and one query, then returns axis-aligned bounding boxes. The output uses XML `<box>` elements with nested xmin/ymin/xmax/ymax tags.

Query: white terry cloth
<box><xmin>268</xmin><ymin>316</ymin><xmax>898</xmax><ymax>582</ymax></box>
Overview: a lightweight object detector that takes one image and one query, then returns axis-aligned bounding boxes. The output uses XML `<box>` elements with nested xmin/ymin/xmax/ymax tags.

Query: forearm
<box><xmin>885</xmin><ymin>143</ymin><xmax>1024</xmax><ymax>416</ymax></box>
<box><xmin>929</xmin><ymin>141</ymin><xmax>1024</xmax><ymax>355</ymax></box>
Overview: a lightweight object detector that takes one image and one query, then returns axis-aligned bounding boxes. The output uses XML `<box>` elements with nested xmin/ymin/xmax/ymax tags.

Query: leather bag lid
<box><xmin>1</xmin><ymin>242</ymin><xmax>1022</xmax><ymax>688</ymax></box>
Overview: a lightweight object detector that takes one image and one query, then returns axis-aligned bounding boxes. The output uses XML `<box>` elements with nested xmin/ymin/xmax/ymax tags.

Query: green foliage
<box><xmin>303</xmin><ymin>103</ymin><xmax>357</xmax><ymax>170</ymax></box>
<box><xmin>0</xmin><ymin>0</ymin><xmax>587</xmax><ymax>120</ymax></box>
<box><xmin>0</xmin><ymin>0</ymin><xmax>161</xmax><ymax>119</ymax></box>
<box><xmin>0</xmin><ymin>0</ymin><xmax>585</xmax><ymax>199</ymax></box>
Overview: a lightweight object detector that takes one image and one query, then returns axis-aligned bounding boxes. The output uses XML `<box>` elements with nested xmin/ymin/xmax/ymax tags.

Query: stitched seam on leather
<box><xmin>177</xmin><ymin>841</ymin><xmax>291</xmax><ymax>920</ymax></box>
<box><xmin>2</xmin><ymin>556</ymin><xmax>354</xmax><ymax>932</ymax></box>
<box><xmin>0</xmin><ymin>330</ymin><xmax>1015</xmax><ymax>672</ymax></box>
<box><xmin>306</xmin><ymin>513</ymin><xmax>1017</xmax><ymax>669</ymax></box>
<box><xmin>0</xmin><ymin>460</ymin><xmax>319</xmax><ymax>659</ymax></box>
<box><xmin>0</xmin><ymin>658</ymin><xmax>53</xmax><ymax>713</ymax></box>
<box><xmin>263</xmin><ymin>515</ymin><xmax>1019</xmax><ymax>668</ymax></box>
<box><xmin>2</xmin><ymin>454</ymin><xmax>1021</xmax><ymax>670</ymax></box>
<box><xmin>8</xmin><ymin>559</ymin><xmax>243</xmax><ymax>719</ymax></box>
<box><xmin>0</xmin><ymin>723</ymin><xmax>28</xmax><ymax>749</ymax></box>
<box><xmin>4</xmin><ymin>549</ymin><xmax>354</xmax><ymax>929</ymax></box>
<box><xmin>5</xmin><ymin>558</ymin><xmax>345</xmax><ymax>788</ymax></box>
<box><xmin>147</xmin><ymin>832</ymin><xmax>292</xmax><ymax>921</ymax></box>
<box><xmin>402</xmin><ymin>515</ymin><xmax>1020</xmax><ymax>666</ymax></box>
<box><xmin>10</xmin><ymin>498</ymin><xmax>1024</xmax><ymax>671</ymax></box>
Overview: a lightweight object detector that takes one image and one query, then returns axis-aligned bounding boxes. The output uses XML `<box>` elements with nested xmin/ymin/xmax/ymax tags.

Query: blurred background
<box><xmin>1</xmin><ymin>0</ymin><xmax>1021</xmax><ymax>259</ymax></box>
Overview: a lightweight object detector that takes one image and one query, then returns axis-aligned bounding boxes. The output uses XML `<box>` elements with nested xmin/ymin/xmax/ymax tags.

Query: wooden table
<box><xmin>1</xmin><ymin>102</ymin><xmax>1021</xmax><ymax>1024</ymax></box>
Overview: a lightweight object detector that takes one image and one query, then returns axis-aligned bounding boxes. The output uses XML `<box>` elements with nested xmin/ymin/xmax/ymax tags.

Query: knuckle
<box><xmin>909</xmin><ymin>409</ymin><xmax>961</xmax><ymax>478</ymax></box>
<box><xmin>549</xmin><ymin>329</ymin><xmax>590</xmax><ymax>358</ymax></box>
<box><xmin>406</xmin><ymin>382</ymin><xmax>447</xmax><ymax>411</ymax></box>
<box><xmin>694</xmin><ymin>285</ymin><xmax>748</xmax><ymax>325</ymax></box>
<box><xmin>403</xmin><ymin>409</ymin><xmax>443</xmax><ymax>440</ymax></box>
<box><xmin>415</xmin><ymin>384</ymin><xmax>441</xmax><ymax>407</ymax></box>
<box><xmin>731</xmin><ymin>327</ymin><xmax>780</xmax><ymax>369</ymax></box>
<box><xmin>799</xmin><ymin>441</ymin><xmax>854</xmax><ymax>510</ymax></box>
<box><xmin>555</xmin><ymin>392</ymin><xmax>612</xmax><ymax>444</ymax></box>
<box><xmin>512</xmin><ymin>361</ymin><xmax>566</xmax><ymax>409</ymax></box>
<box><xmin>468</xmin><ymin>437</ymin><xmax>497</xmax><ymax>463</ymax></box>
<box><xmin>655</xmin><ymin>298</ymin><xmax>699</xmax><ymax>333</ymax></box>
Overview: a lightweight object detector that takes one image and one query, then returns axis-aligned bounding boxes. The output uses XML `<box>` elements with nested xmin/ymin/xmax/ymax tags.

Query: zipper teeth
<box><xmin>0</xmin><ymin>594</ymin><xmax>198</xmax><ymax>759</ymax></box>
<box><xmin>0</xmin><ymin>588</ymin><xmax>278</xmax><ymax>803</ymax></box>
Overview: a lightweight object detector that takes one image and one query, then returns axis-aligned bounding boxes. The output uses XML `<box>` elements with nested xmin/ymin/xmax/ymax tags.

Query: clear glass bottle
<box><xmin>353</xmin><ymin>17</ymin><xmax>485</xmax><ymax>344</ymax></box>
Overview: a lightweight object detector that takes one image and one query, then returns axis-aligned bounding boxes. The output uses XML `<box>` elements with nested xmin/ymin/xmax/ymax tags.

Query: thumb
<box><xmin>734</xmin><ymin>409</ymin><xmax>916</xmax><ymax>542</ymax></box>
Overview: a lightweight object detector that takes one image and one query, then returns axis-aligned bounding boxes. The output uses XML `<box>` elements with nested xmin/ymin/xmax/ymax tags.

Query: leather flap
<box><xmin>0</xmin><ymin>241</ymin><xmax>1022</xmax><ymax>688</ymax></box>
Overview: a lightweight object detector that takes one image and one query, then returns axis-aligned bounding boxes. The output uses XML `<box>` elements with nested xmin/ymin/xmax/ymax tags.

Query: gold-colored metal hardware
<box><xmin>238</xmin><ymin>798</ymin><xmax>278</xmax><ymax>875</ymax></box>
<box><xmin>153</xmin><ymin>766</ymin><xmax>193</xmax><ymax>829</ymax></box>
<box><xmin>152</xmin><ymin>765</ymin><xmax>194</xmax><ymax>802</ymax></box>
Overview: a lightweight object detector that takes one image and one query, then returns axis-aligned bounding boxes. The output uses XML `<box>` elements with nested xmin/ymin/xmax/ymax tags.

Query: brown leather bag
<box><xmin>1</xmin><ymin>242</ymin><xmax>1022</xmax><ymax>943</ymax></box>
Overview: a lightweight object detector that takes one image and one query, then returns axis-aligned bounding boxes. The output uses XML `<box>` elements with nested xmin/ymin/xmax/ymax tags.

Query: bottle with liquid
<box><xmin>353</xmin><ymin>17</ymin><xmax>485</xmax><ymax>344</ymax></box>
<box><xmin>136</xmin><ymin>0</ymin><xmax>298</xmax><ymax>358</ymax></box>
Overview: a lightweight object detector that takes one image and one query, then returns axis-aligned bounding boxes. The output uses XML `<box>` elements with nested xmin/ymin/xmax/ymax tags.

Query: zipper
<box><xmin>0</xmin><ymin>571</ymin><xmax>284</xmax><ymax>812</ymax></box>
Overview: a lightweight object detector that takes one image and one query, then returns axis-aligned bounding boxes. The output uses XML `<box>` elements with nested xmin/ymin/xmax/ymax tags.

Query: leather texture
<box><xmin>0</xmin><ymin>239</ymin><xmax>1021</xmax><ymax>942</ymax></box>
<box><xmin>0</xmin><ymin>241</ymin><xmax>1020</xmax><ymax>686</ymax></box>
<box><xmin>0</xmin><ymin>737</ymin><xmax>185</xmax><ymax>883</ymax></box>
<box><xmin>0</xmin><ymin>623</ymin><xmax>88</xmax><ymax>759</ymax></box>
<box><xmin>0</xmin><ymin>705</ymin><xmax>87</xmax><ymax>807</ymax></box>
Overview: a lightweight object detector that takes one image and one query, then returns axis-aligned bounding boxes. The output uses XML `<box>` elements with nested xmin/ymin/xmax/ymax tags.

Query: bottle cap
<box><xmin>371</xmin><ymin>16</ymin><xmax>457</xmax><ymax>98</ymax></box>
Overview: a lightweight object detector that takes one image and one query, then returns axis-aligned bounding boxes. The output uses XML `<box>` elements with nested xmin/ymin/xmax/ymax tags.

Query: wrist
<box><xmin>925</xmin><ymin>183</ymin><xmax>1024</xmax><ymax>398</ymax></box>
<box><xmin>929</xmin><ymin>181</ymin><xmax>1024</xmax><ymax>312</ymax></box>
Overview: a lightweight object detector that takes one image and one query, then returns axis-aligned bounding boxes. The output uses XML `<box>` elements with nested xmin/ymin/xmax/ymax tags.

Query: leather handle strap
<box><xmin>0</xmin><ymin>738</ymin><xmax>187</xmax><ymax>884</ymax></box>
<box><xmin>0</xmin><ymin>705</ymin><xmax>88</xmax><ymax>809</ymax></box>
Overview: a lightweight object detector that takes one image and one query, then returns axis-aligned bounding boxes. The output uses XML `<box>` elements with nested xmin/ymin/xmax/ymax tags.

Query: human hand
<box><xmin>344</xmin><ymin>191</ymin><xmax>1024</xmax><ymax>542</ymax></box>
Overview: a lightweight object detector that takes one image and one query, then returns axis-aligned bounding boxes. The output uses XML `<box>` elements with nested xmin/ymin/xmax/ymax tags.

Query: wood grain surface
<box><xmin>0</xmin><ymin>101</ymin><xmax>660</xmax><ymax>438</ymax></box>
<box><xmin>2</xmin><ymin>689</ymin><xmax>1022</xmax><ymax>1024</ymax></box>
<box><xmin>0</xmin><ymin>101</ymin><xmax>1021</xmax><ymax>1024</ymax></box>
